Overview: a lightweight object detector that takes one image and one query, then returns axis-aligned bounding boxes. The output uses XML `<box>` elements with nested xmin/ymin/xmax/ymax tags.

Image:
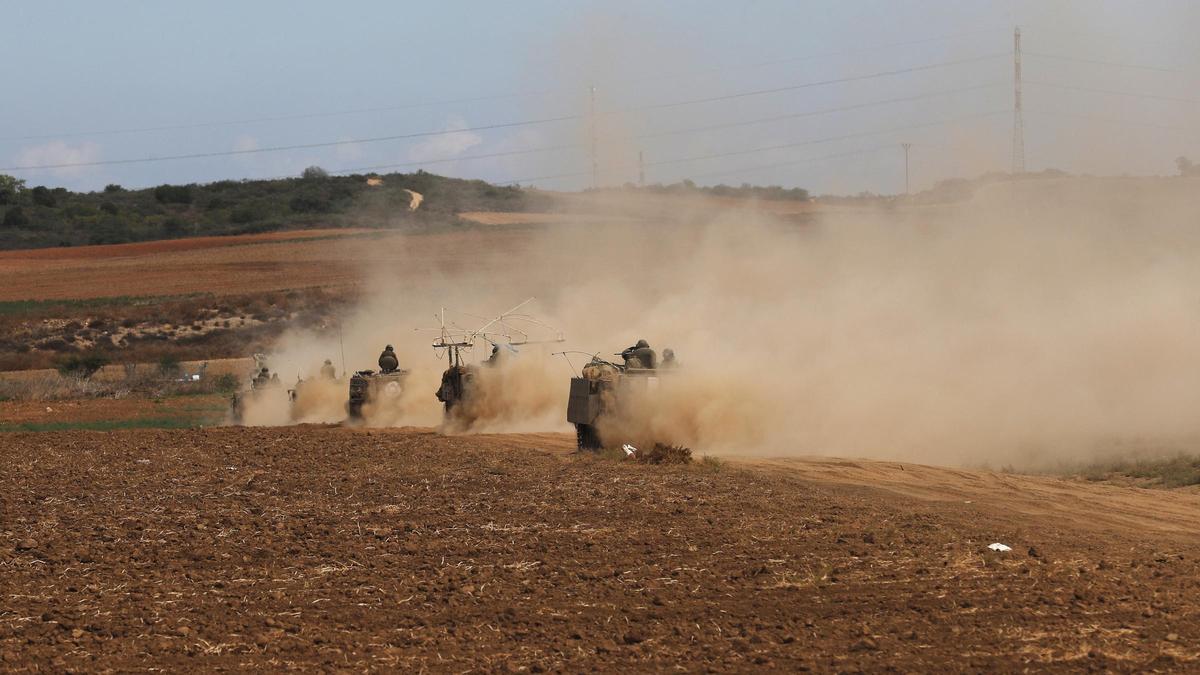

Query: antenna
<box><xmin>901</xmin><ymin>142</ymin><xmax>912</xmax><ymax>195</ymax></box>
<box><xmin>1012</xmin><ymin>26</ymin><xmax>1025</xmax><ymax>174</ymax></box>
<box><xmin>423</xmin><ymin>298</ymin><xmax>565</xmax><ymax>361</ymax></box>
<box><xmin>337</xmin><ymin>319</ymin><xmax>347</xmax><ymax>378</ymax></box>
<box><xmin>589</xmin><ymin>85</ymin><xmax>598</xmax><ymax>189</ymax></box>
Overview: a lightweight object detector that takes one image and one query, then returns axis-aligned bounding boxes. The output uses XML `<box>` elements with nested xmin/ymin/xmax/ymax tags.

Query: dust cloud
<box><xmin>240</xmin><ymin>175</ymin><xmax>1200</xmax><ymax>469</ymax></box>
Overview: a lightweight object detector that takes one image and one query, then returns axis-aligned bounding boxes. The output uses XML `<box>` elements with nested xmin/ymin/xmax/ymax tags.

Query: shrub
<box><xmin>99</xmin><ymin>201</ymin><xmax>119</xmax><ymax>215</ymax></box>
<box><xmin>56</xmin><ymin>352</ymin><xmax>109</xmax><ymax>379</ymax></box>
<box><xmin>162</xmin><ymin>217</ymin><xmax>190</xmax><ymax>237</ymax></box>
<box><xmin>213</xmin><ymin>373</ymin><xmax>239</xmax><ymax>394</ymax></box>
<box><xmin>104</xmin><ymin>183</ymin><xmax>123</xmax><ymax>193</ymax></box>
<box><xmin>636</xmin><ymin>444</ymin><xmax>693</xmax><ymax>465</ymax></box>
<box><xmin>301</xmin><ymin>165</ymin><xmax>329</xmax><ymax>180</ymax></box>
<box><xmin>0</xmin><ymin>174</ymin><xmax>25</xmax><ymax>205</ymax></box>
<box><xmin>157</xmin><ymin>354</ymin><xmax>181</xmax><ymax>376</ymax></box>
<box><xmin>31</xmin><ymin>186</ymin><xmax>57</xmax><ymax>207</ymax></box>
<box><xmin>289</xmin><ymin>193</ymin><xmax>331</xmax><ymax>213</ymax></box>
<box><xmin>2</xmin><ymin>206</ymin><xmax>29</xmax><ymax>228</ymax></box>
<box><xmin>229</xmin><ymin>205</ymin><xmax>262</xmax><ymax>224</ymax></box>
<box><xmin>154</xmin><ymin>184</ymin><xmax>193</xmax><ymax>204</ymax></box>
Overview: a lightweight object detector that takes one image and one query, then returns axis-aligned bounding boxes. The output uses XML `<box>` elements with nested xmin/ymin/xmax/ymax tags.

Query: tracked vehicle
<box><xmin>564</xmin><ymin>342</ymin><xmax>675</xmax><ymax>451</ymax></box>
<box><xmin>346</xmin><ymin>368</ymin><xmax>409</xmax><ymax>420</ymax></box>
<box><xmin>428</xmin><ymin>299</ymin><xmax>562</xmax><ymax>421</ymax></box>
<box><xmin>229</xmin><ymin>364</ymin><xmax>286</xmax><ymax>425</ymax></box>
<box><xmin>566</xmin><ymin>359</ymin><xmax>663</xmax><ymax>450</ymax></box>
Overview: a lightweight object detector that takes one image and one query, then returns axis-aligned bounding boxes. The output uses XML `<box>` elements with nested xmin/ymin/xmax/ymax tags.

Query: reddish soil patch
<box><xmin>2</xmin><ymin>427</ymin><xmax>1198</xmax><ymax>670</ymax></box>
<box><xmin>0</xmin><ymin>229</ymin><xmax>375</xmax><ymax>261</ymax></box>
<box><xmin>0</xmin><ymin>395</ymin><xmax>226</xmax><ymax>425</ymax></box>
<box><xmin>0</xmin><ymin>229</ymin><xmax>538</xmax><ymax>301</ymax></box>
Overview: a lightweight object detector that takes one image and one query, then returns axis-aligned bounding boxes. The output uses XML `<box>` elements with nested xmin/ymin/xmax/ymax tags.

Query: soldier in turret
<box><xmin>320</xmin><ymin>359</ymin><xmax>337</xmax><ymax>380</ymax></box>
<box><xmin>661</xmin><ymin>348</ymin><xmax>678</xmax><ymax>369</ymax></box>
<box><xmin>252</xmin><ymin>367</ymin><xmax>271</xmax><ymax>388</ymax></box>
<box><xmin>378</xmin><ymin>345</ymin><xmax>400</xmax><ymax>374</ymax></box>
<box><xmin>621</xmin><ymin>339</ymin><xmax>657</xmax><ymax>369</ymax></box>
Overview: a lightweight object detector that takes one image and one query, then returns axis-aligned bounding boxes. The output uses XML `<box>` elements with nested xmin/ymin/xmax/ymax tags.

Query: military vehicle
<box><xmin>428</xmin><ymin>299</ymin><xmax>562</xmax><ymax>420</ymax></box>
<box><xmin>564</xmin><ymin>341</ymin><xmax>673</xmax><ymax>451</ymax></box>
<box><xmin>346</xmin><ymin>345</ymin><xmax>409</xmax><ymax>421</ymax></box>
<box><xmin>229</xmin><ymin>360</ymin><xmax>286</xmax><ymax>424</ymax></box>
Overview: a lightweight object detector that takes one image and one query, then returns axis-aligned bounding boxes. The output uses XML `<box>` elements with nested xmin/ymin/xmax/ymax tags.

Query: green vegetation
<box><xmin>0</xmin><ymin>294</ymin><xmax>209</xmax><ymax>317</ymax></box>
<box><xmin>0</xmin><ymin>170</ymin><xmax>548</xmax><ymax>250</ymax></box>
<box><xmin>622</xmin><ymin>179</ymin><xmax>809</xmax><ymax>201</ymax></box>
<box><xmin>55</xmin><ymin>352</ymin><xmax>109</xmax><ymax>379</ymax></box>
<box><xmin>1077</xmin><ymin>454</ymin><xmax>1200</xmax><ymax>488</ymax></box>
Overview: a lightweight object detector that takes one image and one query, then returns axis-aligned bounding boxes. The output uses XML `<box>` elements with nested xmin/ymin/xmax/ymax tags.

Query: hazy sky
<box><xmin>3</xmin><ymin>1</ymin><xmax>1198</xmax><ymax>194</ymax></box>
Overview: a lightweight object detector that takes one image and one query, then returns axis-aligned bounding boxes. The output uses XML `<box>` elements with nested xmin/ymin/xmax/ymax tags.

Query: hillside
<box><xmin>0</xmin><ymin>170</ymin><xmax>549</xmax><ymax>250</ymax></box>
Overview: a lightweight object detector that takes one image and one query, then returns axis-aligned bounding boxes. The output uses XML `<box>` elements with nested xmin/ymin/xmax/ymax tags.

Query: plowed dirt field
<box><xmin>3</xmin><ymin>427</ymin><xmax>1199</xmax><ymax>671</ymax></box>
<box><xmin>0</xmin><ymin>228</ymin><xmax>537</xmax><ymax>301</ymax></box>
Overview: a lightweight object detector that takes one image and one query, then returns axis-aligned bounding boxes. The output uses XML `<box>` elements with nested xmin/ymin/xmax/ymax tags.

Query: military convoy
<box><xmin>236</xmin><ymin>300</ymin><xmax>610</xmax><ymax>432</ymax></box>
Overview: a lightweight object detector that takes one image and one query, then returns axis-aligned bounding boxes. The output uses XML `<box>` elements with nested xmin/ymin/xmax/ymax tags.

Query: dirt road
<box><xmin>2</xmin><ymin>427</ymin><xmax>1198</xmax><ymax>671</ymax></box>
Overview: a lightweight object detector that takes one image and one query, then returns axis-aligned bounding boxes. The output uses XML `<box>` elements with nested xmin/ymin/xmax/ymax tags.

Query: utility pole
<box><xmin>589</xmin><ymin>86</ymin><xmax>598</xmax><ymax>190</ymax></box>
<box><xmin>901</xmin><ymin>142</ymin><xmax>912</xmax><ymax>195</ymax></box>
<box><xmin>1012</xmin><ymin>26</ymin><xmax>1025</xmax><ymax>174</ymax></box>
<box><xmin>638</xmin><ymin>150</ymin><xmax>645</xmax><ymax>187</ymax></box>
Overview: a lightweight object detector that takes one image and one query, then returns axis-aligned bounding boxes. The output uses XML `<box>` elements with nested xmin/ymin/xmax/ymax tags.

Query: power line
<box><xmin>1024</xmin><ymin>51</ymin><xmax>1186</xmax><ymax>74</ymax></box>
<box><xmin>636</xmin><ymin>26</ymin><xmax>1010</xmax><ymax>82</ymax></box>
<box><xmin>1</xmin><ymin>29</ymin><xmax>1008</xmax><ymax>144</ymax></box>
<box><xmin>328</xmin><ymin>84</ymin><xmax>1004</xmax><ymax>174</ymax></box>
<box><xmin>0</xmin><ymin>91</ymin><xmax>561</xmax><ymax>143</ymax></box>
<box><xmin>631</xmin><ymin>82</ymin><xmax>1005</xmax><ymax>140</ymax></box>
<box><xmin>2</xmin><ymin>53</ymin><xmax>1010</xmax><ymax>173</ymax></box>
<box><xmin>1024</xmin><ymin>109</ymin><xmax>1191</xmax><ymax>133</ymax></box>
<box><xmin>0</xmin><ymin>114</ymin><xmax>583</xmax><ymax>172</ymax></box>
<box><xmin>685</xmin><ymin>146</ymin><xmax>897</xmax><ymax>181</ymax></box>
<box><xmin>328</xmin><ymin>144</ymin><xmax>583</xmax><ymax>175</ymax></box>
<box><xmin>1025</xmin><ymin>80</ymin><xmax>1200</xmax><ymax>105</ymax></box>
<box><xmin>625</xmin><ymin>53</ymin><xmax>1007</xmax><ymax>112</ymax></box>
<box><xmin>643</xmin><ymin>110</ymin><xmax>1009</xmax><ymax>168</ymax></box>
<box><xmin>502</xmin><ymin>110</ymin><xmax>1008</xmax><ymax>186</ymax></box>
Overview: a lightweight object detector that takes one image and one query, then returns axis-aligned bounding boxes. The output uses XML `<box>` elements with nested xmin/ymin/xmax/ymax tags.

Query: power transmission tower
<box><xmin>638</xmin><ymin>150</ymin><xmax>645</xmax><ymax>186</ymax></box>
<box><xmin>589</xmin><ymin>86</ymin><xmax>598</xmax><ymax>189</ymax></box>
<box><xmin>1012</xmin><ymin>26</ymin><xmax>1025</xmax><ymax>174</ymax></box>
<box><xmin>901</xmin><ymin>142</ymin><xmax>912</xmax><ymax>194</ymax></box>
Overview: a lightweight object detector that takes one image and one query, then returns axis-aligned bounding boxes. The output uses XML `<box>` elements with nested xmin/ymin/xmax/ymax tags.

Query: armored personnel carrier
<box><xmin>429</xmin><ymin>299</ymin><xmax>562</xmax><ymax>421</ymax></box>
<box><xmin>565</xmin><ymin>341</ymin><xmax>672</xmax><ymax>451</ymax></box>
<box><xmin>346</xmin><ymin>345</ymin><xmax>409</xmax><ymax>421</ymax></box>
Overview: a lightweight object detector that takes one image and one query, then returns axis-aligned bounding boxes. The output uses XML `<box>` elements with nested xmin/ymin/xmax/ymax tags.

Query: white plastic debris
<box><xmin>622</xmin><ymin>444</ymin><xmax>638</xmax><ymax>457</ymax></box>
<box><xmin>136</xmin><ymin>459</ymin><xmax>151</xmax><ymax>465</ymax></box>
<box><xmin>988</xmin><ymin>543</ymin><xmax>1013</xmax><ymax>552</ymax></box>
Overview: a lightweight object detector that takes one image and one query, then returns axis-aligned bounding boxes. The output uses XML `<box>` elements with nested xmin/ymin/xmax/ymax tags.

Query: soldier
<box><xmin>378</xmin><ymin>344</ymin><xmax>400</xmax><ymax>374</ymax></box>
<box><xmin>320</xmin><ymin>359</ymin><xmax>337</xmax><ymax>380</ymax></box>
<box><xmin>661</xmin><ymin>348</ymin><xmax>678</xmax><ymax>368</ymax></box>
<box><xmin>252</xmin><ymin>367</ymin><xmax>271</xmax><ymax>388</ymax></box>
<box><xmin>621</xmin><ymin>339</ymin><xmax>657</xmax><ymax>369</ymax></box>
<box><xmin>484</xmin><ymin>343</ymin><xmax>502</xmax><ymax>366</ymax></box>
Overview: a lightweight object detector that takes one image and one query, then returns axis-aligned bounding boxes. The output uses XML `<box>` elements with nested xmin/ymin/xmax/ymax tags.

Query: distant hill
<box><xmin>0</xmin><ymin>170</ymin><xmax>552</xmax><ymax>250</ymax></box>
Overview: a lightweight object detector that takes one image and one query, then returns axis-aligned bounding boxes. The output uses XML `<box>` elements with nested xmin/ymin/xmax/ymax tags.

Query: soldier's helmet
<box><xmin>260</xmin><ymin>367</ymin><xmax>269</xmax><ymax>374</ymax></box>
<box><xmin>663</xmin><ymin>348</ymin><xmax>675</xmax><ymax>360</ymax></box>
<box><xmin>324</xmin><ymin>359</ymin><xmax>332</xmax><ymax>365</ymax></box>
<box><xmin>385</xmin><ymin>344</ymin><xmax>394</xmax><ymax>352</ymax></box>
<box><xmin>635</xmin><ymin>339</ymin><xmax>649</xmax><ymax>349</ymax></box>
